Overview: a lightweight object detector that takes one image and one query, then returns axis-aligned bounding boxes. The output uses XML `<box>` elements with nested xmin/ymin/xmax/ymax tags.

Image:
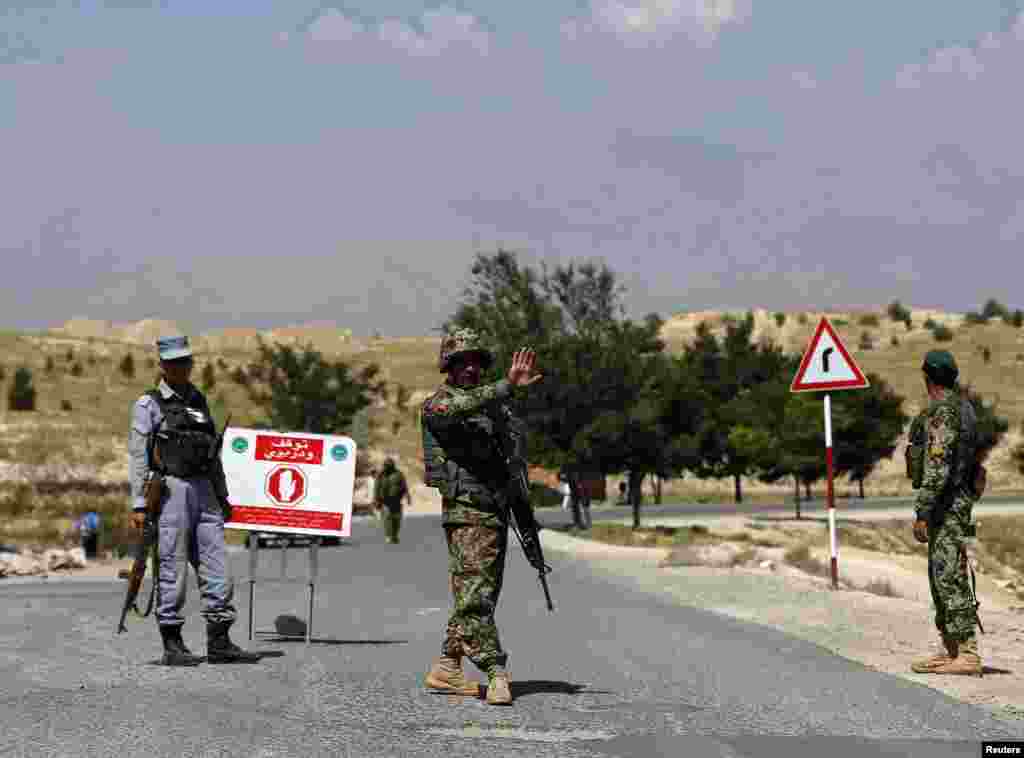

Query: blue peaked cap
<box><xmin>156</xmin><ymin>335</ymin><xmax>193</xmax><ymax>361</ymax></box>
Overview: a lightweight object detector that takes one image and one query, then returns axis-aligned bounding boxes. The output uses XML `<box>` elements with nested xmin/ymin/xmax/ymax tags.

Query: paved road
<box><xmin>545</xmin><ymin>494</ymin><xmax>1024</xmax><ymax>527</ymax></box>
<box><xmin>1</xmin><ymin>514</ymin><xmax>1021</xmax><ymax>757</ymax></box>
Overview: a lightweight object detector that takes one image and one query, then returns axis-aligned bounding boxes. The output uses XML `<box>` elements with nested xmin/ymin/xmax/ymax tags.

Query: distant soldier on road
<box><xmin>128</xmin><ymin>335</ymin><xmax>260</xmax><ymax>666</ymax></box>
<box><xmin>420</xmin><ymin>328</ymin><xmax>542</xmax><ymax>705</ymax></box>
<box><xmin>907</xmin><ymin>349</ymin><xmax>984</xmax><ymax>677</ymax></box>
<box><xmin>375</xmin><ymin>457</ymin><xmax>411</xmax><ymax>544</ymax></box>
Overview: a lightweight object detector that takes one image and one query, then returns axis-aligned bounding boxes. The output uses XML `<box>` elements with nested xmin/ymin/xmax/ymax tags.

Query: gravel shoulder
<box><xmin>540</xmin><ymin>522</ymin><xmax>1024</xmax><ymax>724</ymax></box>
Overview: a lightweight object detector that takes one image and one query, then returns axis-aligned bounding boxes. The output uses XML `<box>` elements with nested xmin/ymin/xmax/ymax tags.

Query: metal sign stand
<box><xmin>246</xmin><ymin>536</ymin><xmax>320</xmax><ymax>645</ymax></box>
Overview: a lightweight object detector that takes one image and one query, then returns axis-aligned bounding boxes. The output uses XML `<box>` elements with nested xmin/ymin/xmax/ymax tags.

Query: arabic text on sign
<box><xmin>255</xmin><ymin>435</ymin><xmax>324</xmax><ymax>465</ymax></box>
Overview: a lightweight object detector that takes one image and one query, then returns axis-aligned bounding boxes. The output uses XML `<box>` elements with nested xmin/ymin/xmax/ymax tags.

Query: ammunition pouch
<box><xmin>147</xmin><ymin>390</ymin><xmax>217</xmax><ymax>479</ymax></box>
<box><xmin>906</xmin><ymin>415</ymin><xmax>925</xmax><ymax>489</ymax></box>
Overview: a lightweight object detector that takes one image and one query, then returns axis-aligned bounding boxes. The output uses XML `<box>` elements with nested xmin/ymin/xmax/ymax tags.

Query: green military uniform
<box><xmin>375</xmin><ymin>459</ymin><xmax>408</xmax><ymax>544</ymax></box>
<box><xmin>422</xmin><ymin>377</ymin><xmax>519</xmax><ymax>675</ymax></box>
<box><xmin>421</xmin><ymin>328</ymin><xmax>525</xmax><ymax>686</ymax></box>
<box><xmin>909</xmin><ymin>350</ymin><xmax>983</xmax><ymax>675</ymax></box>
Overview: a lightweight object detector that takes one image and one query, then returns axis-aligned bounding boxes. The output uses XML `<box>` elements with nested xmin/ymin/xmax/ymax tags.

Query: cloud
<box><xmin>304</xmin><ymin>6</ymin><xmax>489</xmax><ymax>57</ymax></box>
<box><xmin>563</xmin><ymin>0</ymin><xmax>749</xmax><ymax>46</ymax></box>
<box><xmin>307</xmin><ymin>9</ymin><xmax>365</xmax><ymax>43</ymax></box>
<box><xmin>379</xmin><ymin>6</ymin><xmax>490</xmax><ymax>57</ymax></box>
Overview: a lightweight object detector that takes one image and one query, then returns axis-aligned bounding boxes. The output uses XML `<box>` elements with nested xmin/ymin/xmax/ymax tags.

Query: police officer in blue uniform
<box><xmin>129</xmin><ymin>335</ymin><xmax>260</xmax><ymax>666</ymax></box>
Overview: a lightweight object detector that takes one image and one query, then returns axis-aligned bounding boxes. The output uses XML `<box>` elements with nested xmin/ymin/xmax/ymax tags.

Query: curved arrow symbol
<box><xmin>822</xmin><ymin>347</ymin><xmax>834</xmax><ymax>373</ymax></box>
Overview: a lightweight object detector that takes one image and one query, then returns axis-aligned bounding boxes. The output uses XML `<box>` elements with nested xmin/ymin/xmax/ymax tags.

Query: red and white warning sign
<box><xmin>790</xmin><ymin>316</ymin><xmax>870</xmax><ymax>393</ymax></box>
<box><xmin>220</xmin><ymin>429</ymin><xmax>356</xmax><ymax>538</ymax></box>
<box><xmin>265</xmin><ymin>465</ymin><xmax>307</xmax><ymax>506</ymax></box>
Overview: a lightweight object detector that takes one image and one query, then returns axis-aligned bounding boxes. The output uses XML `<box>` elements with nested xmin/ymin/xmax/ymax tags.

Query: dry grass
<box><xmin>783</xmin><ymin>544</ymin><xmax>832</xmax><ymax>578</ymax></box>
<box><xmin>862</xmin><ymin>578</ymin><xmax>900</xmax><ymax>598</ymax></box>
<box><xmin>2</xmin><ymin>309</ymin><xmax>1024</xmax><ymax>545</ymax></box>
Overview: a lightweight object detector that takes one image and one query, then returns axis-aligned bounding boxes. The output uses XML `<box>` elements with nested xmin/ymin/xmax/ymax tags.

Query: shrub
<box><xmin>201</xmin><ymin>362</ymin><xmax>216</xmax><ymax>390</ymax></box>
<box><xmin>964</xmin><ymin>311</ymin><xmax>988</xmax><ymax>325</ymax></box>
<box><xmin>217</xmin><ymin>358</ymin><xmax>229</xmax><ymax>371</ymax></box>
<box><xmin>774</xmin><ymin>312</ymin><xmax>786</xmax><ymax>327</ymax></box>
<box><xmin>932</xmin><ymin>324</ymin><xmax>954</xmax><ymax>342</ymax></box>
<box><xmin>858</xmin><ymin>331</ymin><xmax>875</xmax><ymax>351</ymax></box>
<box><xmin>890</xmin><ymin>335</ymin><xmax>900</xmax><ymax>347</ymax></box>
<box><xmin>119</xmin><ymin>353</ymin><xmax>135</xmax><ymax>379</ymax></box>
<box><xmin>8</xmin><ymin>367</ymin><xmax>36</xmax><ymax>411</ymax></box>
<box><xmin>60</xmin><ymin>399</ymin><xmax>73</xmax><ymax>412</ymax></box>
<box><xmin>981</xmin><ymin>346</ymin><xmax>992</xmax><ymax>364</ymax></box>
<box><xmin>887</xmin><ymin>300</ymin><xmax>911</xmax><ymax>323</ymax></box>
<box><xmin>0</xmin><ymin>364</ymin><xmax>5</xmax><ymax>381</ymax></box>
<box><xmin>1010</xmin><ymin>309</ymin><xmax>1024</xmax><ymax>328</ymax></box>
<box><xmin>904</xmin><ymin>317</ymin><xmax>913</xmax><ymax>331</ymax></box>
<box><xmin>70</xmin><ymin>362</ymin><xmax>84</xmax><ymax>377</ymax></box>
<box><xmin>833</xmin><ymin>318</ymin><xmax>849</xmax><ymax>327</ymax></box>
<box><xmin>783</xmin><ymin>544</ymin><xmax>829</xmax><ymax>577</ymax></box>
<box><xmin>45</xmin><ymin>356</ymin><xmax>55</xmax><ymax>374</ymax></box>
<box><xmin>923</xmin><ymin>318</ymin><xmax>938</xmax><ymax>330</ymax></box>
<box><xmin>863</xmin><ymin>578</ymin><xmax>899</xmax><ymax>598</ymax></box>
<box><xmin>858</xmin><ymin>314</ymin><xmax>880</xmax><ymax>327</ymax></box>
<box><xmin>982</xmin><ymin>298</ymin><xmax>1008</xmax><ymax>321</ymax></box>
<box><xmin>86</xmin><ymin>353</ymin><xmax>97</xmax><ymax>366</ymax></box>
<box><xmin>231</xmin><ymin>367</ymin><xmax>249</xmax><ymax>386</ymax></box>
<box><xmin>797</xmin><ymin>313</ymin><xmax>808</xmax><ymax>325</ymax></box>
<box><xmin>65</xmin><ymin>348</ymin><xmax>74</xmax><ymax>362</ymax></box>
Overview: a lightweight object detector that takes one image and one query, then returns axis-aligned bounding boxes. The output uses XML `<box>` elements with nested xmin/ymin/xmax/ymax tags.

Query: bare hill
<box><xmin>7</xmin><ymin>307</ymin><xmax>1024</xmax><ymax>506</ymax></box>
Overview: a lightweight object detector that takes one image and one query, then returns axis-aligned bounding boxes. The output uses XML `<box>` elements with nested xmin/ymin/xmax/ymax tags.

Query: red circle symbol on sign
<box><xmin>265</xmin><ymin>465</ymin><xmax>307</xmax><ymax>506</ymax></box>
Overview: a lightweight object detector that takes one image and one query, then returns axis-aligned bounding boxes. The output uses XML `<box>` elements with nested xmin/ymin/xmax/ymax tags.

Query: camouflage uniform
<box><xmin>421</xmin><ymin>329</ymin><xmax>522</xmax><ymax>679</ymax></box>
<box><xmin>909</xmin><ymin>350</ymin><xmax>983</xmax><ymax>676</ymax></box>
<box><xmin>375</xmin><ymin>459</ymin><xmax>408</xmax><ymax>544</ymax></box>
<box><xmin>915</xmin><ymin>386</ymin><xmax>980</xmax><ymax>642</ymax></box>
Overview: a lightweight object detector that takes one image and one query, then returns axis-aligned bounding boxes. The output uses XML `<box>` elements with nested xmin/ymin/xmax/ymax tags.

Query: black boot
<box><xmin>160</xmin><ymin>625</ymin><xmax>202</xmax><ymax>667</ymax></box>
<box><xmin>207</xmin><ymin>621</ymin><xmax>262</xmax><ymax>664</ymax></box>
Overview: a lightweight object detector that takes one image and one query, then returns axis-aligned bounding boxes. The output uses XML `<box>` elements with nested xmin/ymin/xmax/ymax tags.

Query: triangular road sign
<box><xmin>790</xmin><ymin>316</ymin><xmax>869</xmax><ymax>393</ymax></box>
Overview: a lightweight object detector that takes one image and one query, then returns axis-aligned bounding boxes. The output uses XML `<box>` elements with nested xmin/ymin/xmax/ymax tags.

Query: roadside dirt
<box><xmin>540</xmin><ymin>519</ymin><xmax>1024</xmax><ymax>722</ymax></box>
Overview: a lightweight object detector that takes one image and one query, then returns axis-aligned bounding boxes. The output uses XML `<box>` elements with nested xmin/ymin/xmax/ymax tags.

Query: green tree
<box><xmin>201</xmin><ymin>362</ymin><xmax>217</xmax><ymax>390</ymax></box>
<box><xmin>8</xmin><ymin>367</ymin><xmax>36</xmax><ymax>411</ymax></box>
<box><xmin>981</xmin><ymin>298</ymin><xmax>1008</xmax><ymax>321</ymax></box>
<box><xmin>831</xmin><ymin>375</ymin><xmax>908</xmax><ymax>498</ymax></box>
<box><xmin>569</xmin><ymin>339</ymin><xmax>705</xmax><ymax>528</ymax></box>
<box><xmin>246</xmin><ymin>340</ymin><xmax>385</xmax><ymax>435</ymax></box>
<box><xmin>681</xmin><ymin>313</ymin><xmax>795</xmax><ymax>503</ymax></box>
<box><xmin>446</xmin><ymin>250</ymin><xmax>682</xmax><ymax>528</ymax></box>
<box><xmin>960</xmin><ymin>385</ymin><xmax>1010</xmax><ymax>462</ymax></box>
<box><xmin>119</xmin><ymin>353</ymin><xmax>135</xmax><ymax>379</ymax></box>
<box><xmin>887</xmin><ymin>300</ymin><xmax>911</xmax><ymax>323</ymax></box>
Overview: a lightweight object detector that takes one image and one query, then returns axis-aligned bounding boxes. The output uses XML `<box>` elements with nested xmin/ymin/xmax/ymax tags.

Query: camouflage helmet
<box><xmin>922</xmin><ymin>349</ymin><xmax>959</xmax><ymax>388</ymax></box>
<box><xmin>438</xmin><ymin>327</ymin><xmax>494</xmax><ymax>373</ymax></box>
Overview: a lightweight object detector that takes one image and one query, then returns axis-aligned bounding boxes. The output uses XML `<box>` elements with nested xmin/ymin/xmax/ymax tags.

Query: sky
<box><xmin>3</xmin><ymin>1</ymin><xmax>1024</xmax><ymax>337</ymax></box>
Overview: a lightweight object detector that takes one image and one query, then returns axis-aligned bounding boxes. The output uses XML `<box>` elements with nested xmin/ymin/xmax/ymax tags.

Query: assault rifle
<box><xmin>117</xmin><ymin>469</ymin><xmax>163</xmax><ymax>634</ymax></box>
<box><xmin>501</xmin><ymin>412</ymin><xmax>554</xmax><ymax>612</ymax></box>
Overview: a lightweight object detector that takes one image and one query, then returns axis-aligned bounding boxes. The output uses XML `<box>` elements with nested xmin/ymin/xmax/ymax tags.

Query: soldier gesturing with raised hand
<box><xmin>420</xmin><ymin>330</ymin><xmax>544</xmax><ymax>706</ymax></box>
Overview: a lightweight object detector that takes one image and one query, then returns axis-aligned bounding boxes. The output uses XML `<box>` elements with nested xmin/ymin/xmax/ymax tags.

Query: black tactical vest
<box><xmin>420</xmin><ymin>393</ymin><xmax>510</xmax><ymax>503</ymax></box>
<box><xmin>148</xmin><ymin>389</ymin><xmax>217</xmax><ymax>479</ymax></box>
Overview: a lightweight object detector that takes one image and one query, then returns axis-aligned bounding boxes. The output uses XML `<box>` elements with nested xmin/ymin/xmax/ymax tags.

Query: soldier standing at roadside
<box><xmin>908</xmin><ymin>350</ymin><xmax>984</xmax><ymax>677</ymax></box>
<box><xmin>420</xmin><ymin>329</ymin><xmax>542</xmax><ymax>705</ymax></box>
<box><xmin>128</xmin><ymin>336</ymin><xmax>260</xmax><ymax>666</ymax></box>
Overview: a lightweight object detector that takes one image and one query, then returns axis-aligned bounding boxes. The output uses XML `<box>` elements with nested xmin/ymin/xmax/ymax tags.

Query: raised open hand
<box><xmin>507</xmin><ymin>348</ymin><xmax>543</xmax><ymax>388</ymax></box>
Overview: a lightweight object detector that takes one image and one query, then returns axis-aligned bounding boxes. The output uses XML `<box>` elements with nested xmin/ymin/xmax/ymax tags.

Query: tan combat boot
<box><xmin>486</xmin><ymin>669</ymin><xmax>513</xmax><ymax>706</ymax></box>
<box><xmin>932</xmin><ymin>635</ymin><xmax>983</xmax><ymax>677</ymax></box>
<box><xmin>425</xmin><ymin>656</ymin><xmax>481</xmax><ymax>696</ymax></box>
<box><xmin>911</xmin><ymin>634</ymin><xmax>958</xmax><ymax>674</ymax></box>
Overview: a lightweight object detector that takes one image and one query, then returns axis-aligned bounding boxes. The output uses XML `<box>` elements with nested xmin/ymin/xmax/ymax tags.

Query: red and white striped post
<box><xmin>824</xmin><ymin>393</ymin><xmax>838</xmax><ymax>590</ymax></box>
